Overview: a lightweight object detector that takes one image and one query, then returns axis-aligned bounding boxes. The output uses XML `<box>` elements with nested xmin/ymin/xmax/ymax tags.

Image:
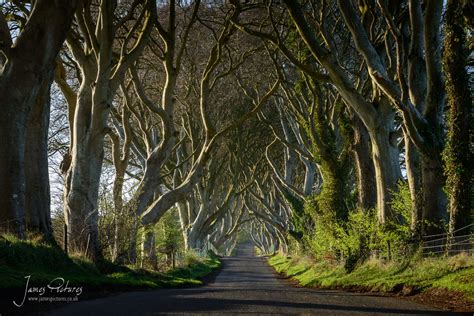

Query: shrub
<box><xmin>295</xmin><ymin>181</ymin><xmax>418</xmax><ymax>271</ymax></box>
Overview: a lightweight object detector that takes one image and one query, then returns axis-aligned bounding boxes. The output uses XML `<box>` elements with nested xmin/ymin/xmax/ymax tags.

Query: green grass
<box><xmin>0</xmin><ymin>234</ymin><xmax>221</xmax><ymax>289</ymax></box>
<box><xmin>269</xmin><ymin>253</ymin><xmax>474</xmax><ymax>300</ymax></box>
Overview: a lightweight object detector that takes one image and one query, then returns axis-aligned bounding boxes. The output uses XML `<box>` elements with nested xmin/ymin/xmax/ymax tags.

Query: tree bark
<box><xmin>421</xmin><ymin>155</ymin><xmax>447</xmax><ymax>235</ymax></box>
<box><xmin>111</xmin><ymin>166</ymin><xmax>126</xmax><ymax>263</ymax></box>
<box><xmin>420</xmin><ymin>0</ymin><xmax>447</xmax><ymax>236</ymax></box>
<box><xmin>301</xmin><ymin>157</ymin><xmax>316</xmax><ymax>196</ymax></box>
<box><xmin>63</xmin><ymin>136</ymin><xmax>105</xmax><ymax>261</ymax></box>
<box><xmin>351</xmin><ymin>115</ymin><xmax>376</xmax><ymax>210</ymax></box>
<box><xmin>177</xmin><ymin>201</ymin><xmax>191</xmax><ymax>250</ymax></box>
<box><xmin>140</xmin><ymin>230</ymin><xmax>156</xmax><ymax>269</ymax></box>
<box><xmin>404</xmin><ymin>132</ymin><xmax>423</xmax><ymax>235</ymax></box>
<box><xmin>369</xmin><ymin>120</ymin><xmax>402</xmax><ymax>223</ymax></box>
<box><xmin>63</xmin><ymin>82</ymin><xmax>106</xmax><ymax>262</ymax></box>
<box><xmin>282</xmin><ymin>0</ymin><xmax>401</xmax><ymax>223</ymax></box>
<box><xmin>25</xmin><ymin>71</ymin><xmax>53</xmax><ymax>238</ymax></box>
<box><xmin>0</xmin><ymin>91</ymin><xmax>28</xmax><ymax>237</ymax></box>
<box><xmin>0</xmin><ymin>0</ymin><xmax>80</xmax><ymax>237</ymax></box>
<box><xmin>318</xmin><ymin>160</ymin><xmax>349</xmax><ymax>221</ymax></box>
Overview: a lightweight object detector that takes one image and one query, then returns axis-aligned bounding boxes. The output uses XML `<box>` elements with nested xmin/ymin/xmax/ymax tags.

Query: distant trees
<box><xmin>227</xmin><ymin>0</ymin><xmax>472</xmax><ymax>259</ymax></box>
<box><xmin>231</xmin><ymin>0</ymin><xmax>464</xmax><ymax>235</ymax></box>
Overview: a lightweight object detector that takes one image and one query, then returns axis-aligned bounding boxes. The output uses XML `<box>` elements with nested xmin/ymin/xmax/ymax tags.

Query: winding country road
<box><xmin>48</xmin><ymin>243</ymin><xmax>456</xmax><ymax>315</ymax></box>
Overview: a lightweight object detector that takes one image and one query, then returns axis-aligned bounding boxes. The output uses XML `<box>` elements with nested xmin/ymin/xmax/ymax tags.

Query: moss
<box><xmin>442</xmin><ymin>0</ymin><xmax>473</xmax><ymax>233</ymax></box>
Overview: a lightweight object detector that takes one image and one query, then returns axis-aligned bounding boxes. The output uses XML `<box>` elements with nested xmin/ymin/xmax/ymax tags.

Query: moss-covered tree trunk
<box><xmin>317</xmin><ymin>161</ymin><xmax>349</xmax><ymax>222</ymax></box>
<box><xmin>443</xmin><ymin>0</ymin><xmax>473</xmax><ymax>237</ymax></box>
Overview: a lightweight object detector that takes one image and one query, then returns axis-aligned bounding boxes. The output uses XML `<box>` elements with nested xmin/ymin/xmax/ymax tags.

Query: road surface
<box><xmin>48</xmin><ymin>243</ymin><xmax>455</xmax><ymax>315</ymax></box>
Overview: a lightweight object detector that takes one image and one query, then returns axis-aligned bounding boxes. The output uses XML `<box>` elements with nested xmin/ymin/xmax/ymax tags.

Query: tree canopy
<box><xmin>0</xmin><ymin>0</ymin><xmax>472</xmax><ymax>265</ymax></box>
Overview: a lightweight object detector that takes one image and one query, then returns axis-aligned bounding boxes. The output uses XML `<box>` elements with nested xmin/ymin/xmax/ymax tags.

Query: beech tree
<box><xmin>0</xmin><ymin>0</ymin><xmax>81</xmax><ymax>238</ymax></box>
<box><xmin>56</xmin><ymin>0</ymin><xmax>155</xmax><ymax>261</ymax></box>
<box><xmin>335</xmin><ymin>0</ymin><xmax>447</xmax><ymax>234</ymax></box>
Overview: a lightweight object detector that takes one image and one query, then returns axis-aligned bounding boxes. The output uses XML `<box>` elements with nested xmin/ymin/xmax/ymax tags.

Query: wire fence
<box><xmin>2</xmin><ymin>219</ymin><xmax>472</xmax><ymax>259</ymax></box>
<box><xmin>421</xmin><ymin>224</ymin><xmax>473</xmax><ymax>256</ymax></box>
<box><xmin>0</xmin><ymin>218</ymin><xmax>24</xmax><ymax>235</ymax></box>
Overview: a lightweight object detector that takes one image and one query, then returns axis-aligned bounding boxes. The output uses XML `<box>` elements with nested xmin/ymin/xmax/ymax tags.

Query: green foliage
<box><xmin>303</xmin><ymin>161</ymin><xmax>351</xmax><ymax>224</ymax></box>
<box><xmin>389</xmin><ymin>180</ymin><xmax>413</xmax><ymax>225</ymax></box>
<box><xmin>0</xmin><ymin>234</ymin><xmax>77</xmax><ymax>272</ymax></box>
<box><xmin>298</xmin><ymin>182</ymin><xmax>416</xmax><ymax>271</ymax></box>
<box><xmin>155</xmin><ymin>209</ymin><xmax>184</xmax><ymax>258</ymax></box>
<box><xmin>168</xmin><ymin>250</ymin><xmax>220</xmax><ymax>281</ymax></box>
<box><xmin>269</xmin><ymin>253</ymin><xmax>474</xmax><ymax>301</ymax></box>
<box><xmin>281</xmin><ymin>187</ymin><xmax>309</xmax><ymax>242</ymax></box>
<box><xmin>95</xmin><ymin>186</ymin><xmax>140</xmax><ymax>264</ymax></box>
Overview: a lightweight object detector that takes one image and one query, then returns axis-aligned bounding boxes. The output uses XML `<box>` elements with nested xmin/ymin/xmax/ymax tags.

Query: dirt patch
<box><xmin>404</xmin><ymin>288</ymin><xmax>474</xmax><ymax>313</ymax></box>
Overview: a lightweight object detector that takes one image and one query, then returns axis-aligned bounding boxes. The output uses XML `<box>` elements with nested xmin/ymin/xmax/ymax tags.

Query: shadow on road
<box><xmin>46</xmin><ymin>243</ymin><xmax>462</xmax><ymax>315</ymax></box>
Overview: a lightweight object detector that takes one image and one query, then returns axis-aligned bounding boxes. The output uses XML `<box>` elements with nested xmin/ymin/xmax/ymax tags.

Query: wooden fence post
<box><xmin>64</xmin><ymin>223</ymin><xmax>68</xmax><ymax>255</ymax></box>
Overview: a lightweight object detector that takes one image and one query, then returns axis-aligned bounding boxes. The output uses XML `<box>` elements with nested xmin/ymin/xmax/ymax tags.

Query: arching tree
<box><xmin>56</xmin><ymin>0</ymin><xmax>155</xmax><ymax>261</ymax></box>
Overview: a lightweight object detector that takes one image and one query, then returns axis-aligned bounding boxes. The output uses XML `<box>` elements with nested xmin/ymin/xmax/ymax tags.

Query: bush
<box><xmin>298</xmin><ymin>181</ymin><xmax>417</xmax><ymax>271</ymax></box>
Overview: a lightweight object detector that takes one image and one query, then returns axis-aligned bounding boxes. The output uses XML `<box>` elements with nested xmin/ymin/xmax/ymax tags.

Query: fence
<box><xmin>0</xmin><ymin>218</ymin><xmax>23</xmax><ymax>235</ymax></box>
<box><xmin>421</xmin><ymin>224</ymin><xmax>473</xmax><ymax>256</ymax></box>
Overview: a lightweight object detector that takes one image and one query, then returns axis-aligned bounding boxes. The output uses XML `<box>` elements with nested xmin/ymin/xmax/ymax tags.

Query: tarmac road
<box><xmin>47</xmin><ymin>243</ymin><xmax>457</xmax><ymax>315</ymax></box>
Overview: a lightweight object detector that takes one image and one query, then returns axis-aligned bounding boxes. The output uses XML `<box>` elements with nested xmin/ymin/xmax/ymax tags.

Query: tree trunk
<box><xmin>443</xmin><ymin>0</ymin><xmax>473</xmax><ymax>237</ymax></box>
<box><xmin>186</xmin><ymin>233</ymin><xmax>204</xmax><ymax>251</ymax></box>
<box><xmin>128</xmin><ymin>230</ymin><xmax>139</xmax><ymax>264</ymax></box>
<box><xmin>0</xmin><ymin>91</ymin><xmax>28</xmax><ymax>238</ymax></box>
<box><xmin>301</xmin><ymin>157</ymin><xmax>316</xmax><ymax>196</ymax></box>
<box><xmin>63</xmin><ymin>136</ymin><xmax>104</xmax><ymax>261</ymax></box>
<box><xmin>420</xmin><ymin>0</ymin><xmax>446</xmax><ymax>236</ymax></box>
<box><xmin>404</xmin><ymin>132</ymin><xmax>423</xmax><ymax>235</ymax></box>
<box><xmin>185</xmin><ymin>223</ymin><xmax>202</xmax><ymax>251</ymax></box>
<box><xmin>0</xmin><ymin>0</ymin><xmax>80</xmax><ymax>238</ymax></box>
<box><xmin>177</xmin><ymin>201</ymin><xmax>191</xmax><ymax>250</ymax></box>
<box><xmin>421</xmin><ymin>155</ymin><xmax>447</xmax><ymax>235</ymax></box>
<box><xmin>224</xmin><ymin>234</ymin><xmax>238</xmax><ymax>256</ymax></box>
<box><xmin>25</xmin><ymin>72</ymin><xmax>53</xmax><ymax>238</ymax></box>
<box><xmin>369</xmin><ymin>125</ymin><xmax>402</xmax><ymax>223</ymax></box>
<box><xmin>63</xmin><ymin>83</ymin><xmax>106</xmax><ymax>262</ymax></box>
<box><xmin>318</xmin><ymin>160</ymin><xmax>349</xmax><ymax>221</ymax></box>
<box><xmin>351</xmin><ymin>116</ymin><xmax>376</xmax><ymax>210</ymax></box>
<box><xmin>184</xmin><ymin>200</ymin><xmax>209</xmax><ymax>251</ymax></box>
<box><xmin>140</xmin><ymin>230</ymin><xmax>156</xmax><ymax>269</ymax></box>
<box><xmin>112</xmin><ymin>169</ymin><xmax>125</xmax><ymax>263</ymax></box>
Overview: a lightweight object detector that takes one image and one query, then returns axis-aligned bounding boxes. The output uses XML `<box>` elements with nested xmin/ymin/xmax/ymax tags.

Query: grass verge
<box><xmin>268</xmin><ymin>252</ymin><xmax>474</xmax><ymax>311</ymax></box>
<box><xmin>0</xmin><ymin>234</ymin><xmax>221</xmax><ymax>289</ymax></box>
